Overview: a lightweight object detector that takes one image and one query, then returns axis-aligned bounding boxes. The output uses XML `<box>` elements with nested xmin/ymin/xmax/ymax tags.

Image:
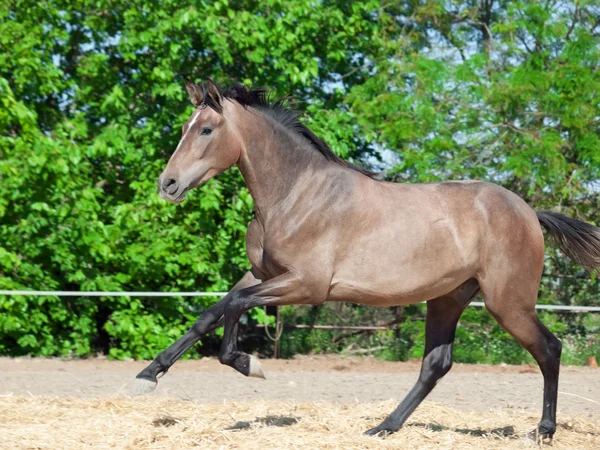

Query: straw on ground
<box><xmin>0</xmin><ymin>397</ymin><xmax>597</xmax><ymax>450</ymax></box>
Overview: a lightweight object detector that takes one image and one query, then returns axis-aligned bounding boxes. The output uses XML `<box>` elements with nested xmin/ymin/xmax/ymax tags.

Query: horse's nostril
<box><xmin>162</xmin><ymin>178</ymin><xmax>179</xmax><ymax>195</ymax></box>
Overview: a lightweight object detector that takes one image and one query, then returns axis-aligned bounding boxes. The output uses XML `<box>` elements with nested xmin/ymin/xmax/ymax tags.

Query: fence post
<box><xmin>274</xmin><ymin>306</ymin><xmax>280</xmax><ymax>359</ymax></box>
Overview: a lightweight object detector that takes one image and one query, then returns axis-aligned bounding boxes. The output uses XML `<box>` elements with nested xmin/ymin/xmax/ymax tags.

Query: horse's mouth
<box><xmin>171</xmin><ymin>189</ymin><xmax>188</xmax><ymax>204</ymax></box>
<box><xmin>161</xmin><ymin>187</ymin><xmax>188</xmax><ymax>204</ymax></box>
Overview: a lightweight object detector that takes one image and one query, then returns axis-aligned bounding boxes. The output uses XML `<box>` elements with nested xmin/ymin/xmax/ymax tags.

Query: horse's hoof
<box><xmin>527</xmin><ymin>428</ymin><xmax>554</xmax><ymax>444</ymax></box>
<box><xmin>130</xmin><ymin>377</ymin><xmax>158</xmax><ymax>396</ymax></box>
<box><xmin>364</xmin><ymin>426</ymin><xmax>394</xmax><ymax>437</ymax></box>
<box><xmin>248</xmin><ymin>355</ymin><xmax>266</xmax><ymax>379</ymax></box>
<box><xmin>528</xmin><ymin>421</ymin><xmax>556</xmax><ymax>444</ymax></box>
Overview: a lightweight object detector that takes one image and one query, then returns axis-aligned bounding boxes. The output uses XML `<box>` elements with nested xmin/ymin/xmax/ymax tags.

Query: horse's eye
<box><xmin>201</xmin><ymin>128</ymin><xmax>212</xmax><ymax>136</ymax></box>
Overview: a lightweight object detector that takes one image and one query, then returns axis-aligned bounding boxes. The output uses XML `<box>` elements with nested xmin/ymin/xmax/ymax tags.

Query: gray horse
<box><xmin>133</xmin><ymin>79</ymin><xmax>600</xmax><ymax>439</ymax></box>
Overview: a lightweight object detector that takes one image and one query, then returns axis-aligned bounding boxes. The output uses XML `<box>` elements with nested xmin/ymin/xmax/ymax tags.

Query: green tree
<box><xmin>340</xmin><ymin>0</ymin><xmax>600</xmax><ymax>306</ymax></box>
<box><xmin>0</xmin><ymin>0</ymin><xmax>385</xmax><ymax>357</ymax></box>
<box><xmin>1</xmin><ymin>0</ymin><xmax>598</xmax><ymax>360</ymax></box>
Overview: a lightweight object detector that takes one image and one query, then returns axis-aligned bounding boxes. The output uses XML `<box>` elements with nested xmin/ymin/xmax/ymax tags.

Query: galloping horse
<box><xmin>133</xmin><ymin>79</ymin><xmax>600</xmax><ymax>438</ymax></box>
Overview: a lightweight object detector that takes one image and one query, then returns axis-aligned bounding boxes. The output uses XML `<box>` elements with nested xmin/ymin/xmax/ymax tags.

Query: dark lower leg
<box><xmin>218</xmin><ymin>300</ymin><xmax>261</xmax><ymax>377</ymax></box>
<box><xmin>135</xmin><ymin>302</ymin><xmax>225</xmax><ymax>382</ymax></box>
<box><xmin>217</xmin><ymin>273</ymin><xmax>315</xmax><ymax>377</ymax></box>
<box><xmin>365</xmin><ymin>297</ymin><xmax>465</xmax><ymax>435</ymax></box>
<box><xmin>135</xmin><ymin>271</ymin><xmax>260</xmax><ymax>385</ymax></box>
<box><xmin>533</xmin><ymin>321</ymin><xmax>562</xmax><ymax>438</ymax></box>
<box><xmin>488</xmin><ymin>308</ymin><xmax>562</xmax><ymax>439</ymax></box>
<box><xmin>364</xmin><ymin>349</ymin><xmax>452</xmax><ymax>435</ymax></box>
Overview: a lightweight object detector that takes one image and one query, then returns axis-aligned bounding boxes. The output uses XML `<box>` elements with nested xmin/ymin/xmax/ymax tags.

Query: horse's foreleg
<box><xmin>365</xmin><ymin>294</ymin><xmax>469</xmax><ymax>436</ymax></box>
<box><xmin>217</xmin><ymin>272</ymin><xmax>319</xmax><ymax>378</ymax></box>
<box><xmin>131</xmin><ymin>271</ymin><xmax>260</xmax><ymax>395</ymax></box>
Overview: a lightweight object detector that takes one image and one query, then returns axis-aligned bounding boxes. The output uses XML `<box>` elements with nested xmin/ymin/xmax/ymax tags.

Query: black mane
<box><xmin>205</xmin><ymin>82</ymin><xmax>375</xmax><ymax>178</ymax></box>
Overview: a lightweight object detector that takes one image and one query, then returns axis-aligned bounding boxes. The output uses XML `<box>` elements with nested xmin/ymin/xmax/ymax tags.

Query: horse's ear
<box><xmin>203</xmin><ymin>78</ymin><xmax>223</xmax><ymax>113</ymax></box>
<box><xmin>184</xmin><ymin>80</ymin><xmax>203</xmax><ymax>107</ymax></box>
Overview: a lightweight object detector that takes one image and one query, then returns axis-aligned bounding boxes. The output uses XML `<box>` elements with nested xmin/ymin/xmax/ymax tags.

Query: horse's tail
<box><xmin>537</xmin><ymin>210</ymin><xmax>600</xmax><ymax>272</ymax></box>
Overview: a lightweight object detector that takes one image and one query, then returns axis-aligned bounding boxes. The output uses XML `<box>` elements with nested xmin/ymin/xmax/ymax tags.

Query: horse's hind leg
<box><xmin>483</xmin><ymin>282</ymin><xmax>562</xmax><ymax>440</ymax></box>
<box><xmin>365</xmin><ymin>279</ymin><xmax>480</xmax><ymax>436</ymax></box>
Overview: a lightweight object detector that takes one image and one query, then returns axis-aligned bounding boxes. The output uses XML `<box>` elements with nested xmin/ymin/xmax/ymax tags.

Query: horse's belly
<box><xmin>326</xmin><ymin>200</ymin><xmax>481</xmax><ymax>306</ymax></box>
<box><xmin>327</xmin><ymin>272</ymin><xmax>470</xmax><ymax>306</ymax></box>
<box><xmin>327</xmin><ymin>242</ymin><xmax>477</xmax><ymax>306</ymax></box>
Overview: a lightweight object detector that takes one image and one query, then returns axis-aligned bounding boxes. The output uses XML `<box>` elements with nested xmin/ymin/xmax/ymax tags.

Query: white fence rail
<box><xmin>0</xmin><ymin>290</ymin><xmax>227</xmax><ymax>297</ymax></box>
<box><xmin>0</xmin><ymin>290</ymin><xmax>599</xmax><ymax>312</ymax></box>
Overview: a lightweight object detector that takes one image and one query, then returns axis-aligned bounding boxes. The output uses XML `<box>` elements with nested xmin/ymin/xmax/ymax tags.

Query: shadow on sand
<box><xmin>409</xmin><ymin>421</ymin><xmax>598</xmax><ymax>440</ymax></box>
<box><xmin>225</xmin><ymin>415</ymin><xmax>518</xmax><ymax>439</ymax></box>
<box><xmin>408</xmin><ymin>422</ymin><xmax>518</xmax><ymax>439</ymax></box>
<box><xmin>224</xmin><ymin>415</ymin><xmax>598</xmax><ymax>441</ymax></box>
<box><xmin>226</xmin><ymin>415</ymin><xmax>300</xmax><ymax>431</ymax></box>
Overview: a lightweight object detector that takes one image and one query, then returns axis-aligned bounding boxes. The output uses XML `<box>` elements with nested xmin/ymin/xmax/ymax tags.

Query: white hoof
<box><xmin>130</xmin><ymin>377</ymin><xmax>158</xmax><ymax>396</ymax></box>
<box><xmin>248</xmin><ymin>355</ymin><xmax>266</xmax><ymax>379</ymax></box>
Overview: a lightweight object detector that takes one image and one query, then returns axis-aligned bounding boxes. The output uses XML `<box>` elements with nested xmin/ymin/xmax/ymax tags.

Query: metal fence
<box><xmin>1</xmin><ymin>290</ymin><xmax>599</xmax><ymax>311</ymax></box>
<box><xmin>1</xmin><ymin>289</ymin><xmax>598</xmax><ymax>358</ymax></box>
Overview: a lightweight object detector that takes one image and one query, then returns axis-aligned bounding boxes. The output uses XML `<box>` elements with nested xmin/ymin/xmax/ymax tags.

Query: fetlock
<box><xmin>219</xmin><ymin>351</ymin><xmax>265</xmax><ymax>379</ymax></box>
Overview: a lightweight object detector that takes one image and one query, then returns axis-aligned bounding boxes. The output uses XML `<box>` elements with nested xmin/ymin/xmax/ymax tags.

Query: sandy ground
<box><xmin>0</xmin><ymin>356</ymin><xmax>598</xmax><ymax>419</ymax></box>
<box><xmin>1</xmin><ymin>397</ymin><xmax>599</xmax><ymax>450</ymax></box>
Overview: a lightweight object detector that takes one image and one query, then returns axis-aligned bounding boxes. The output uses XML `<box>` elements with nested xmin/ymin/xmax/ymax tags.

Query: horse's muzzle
<box><xmin>158</xmin><ymin>176</ymin><xmax>187</xmax><ymax>203</ymax></box>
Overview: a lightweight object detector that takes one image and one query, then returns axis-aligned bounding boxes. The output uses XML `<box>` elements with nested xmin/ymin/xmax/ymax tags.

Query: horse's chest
<box><xmin>245</xmin><ymin>219</ymin><xmax>285</xmax><ymax>280</ymax></box>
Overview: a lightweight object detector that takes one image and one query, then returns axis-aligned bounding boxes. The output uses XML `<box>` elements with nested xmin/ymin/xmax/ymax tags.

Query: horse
<box><xmin>132</xmin><ymin>79</ymin><xmax>600</xmax><ymax>439</ymax></box>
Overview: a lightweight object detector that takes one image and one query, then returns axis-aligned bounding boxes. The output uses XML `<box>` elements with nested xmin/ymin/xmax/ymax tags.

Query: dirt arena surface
<box><xmin>1</xmin><ymin>356</ymin><xmax>598</xmax><ymax>449</ymax></box>
<box><xmin>0</xmin><ymin>356</ymin><xmax>598</xmax><ymax>416</ymax></box>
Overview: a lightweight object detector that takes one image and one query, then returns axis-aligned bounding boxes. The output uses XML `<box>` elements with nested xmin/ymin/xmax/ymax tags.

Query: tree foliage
<box><xmin>0</xmin><ymin>0</ymin><xmax>598</xmax><ymax>359</ymax></box>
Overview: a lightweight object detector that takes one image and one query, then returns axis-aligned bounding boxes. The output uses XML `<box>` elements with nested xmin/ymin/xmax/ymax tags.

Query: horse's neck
<box><xmin>236</xmin><ymin>116</ymin><xmax>330</xmax><ymax>223</ymax></box>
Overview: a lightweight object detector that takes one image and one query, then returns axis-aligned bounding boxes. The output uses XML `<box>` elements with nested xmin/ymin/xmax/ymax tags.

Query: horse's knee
<box><xmin>420</xmin><ymin>345</ymin><xmax>453</xmax><ymax>387</ymax></box>
<box><xmin>221</xmin><ymin>291</ymin><xmax>248</xmax><ymax>318</ymax></box>
<box><xmin>192</xmin><ymin>312</ymin><xmax>218</xmax><ymax>335</ymax></box>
